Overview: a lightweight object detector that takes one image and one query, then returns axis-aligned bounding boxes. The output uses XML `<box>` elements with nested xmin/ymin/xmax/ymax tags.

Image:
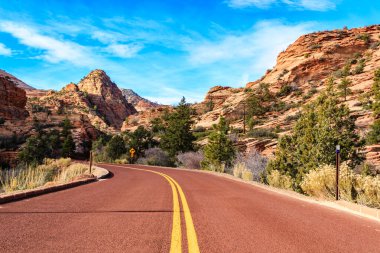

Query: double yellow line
<box><xmin>105</xmin><ymin>164</ymin><xmax>200</xmax><ymax>253</ymax></box>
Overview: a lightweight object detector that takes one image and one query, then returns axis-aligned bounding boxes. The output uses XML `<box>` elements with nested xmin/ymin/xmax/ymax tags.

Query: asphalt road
<box><xmin>1</xmin><ymin>163</ymin><xmax>380</xmax><ymax>253</ymax></box>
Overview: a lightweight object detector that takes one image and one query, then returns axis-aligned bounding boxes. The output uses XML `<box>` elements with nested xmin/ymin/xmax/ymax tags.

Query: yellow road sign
<box><xmin>130</xmin><ymin>148</ymin><xmax>136</xmax><ymax>158</ymax></box>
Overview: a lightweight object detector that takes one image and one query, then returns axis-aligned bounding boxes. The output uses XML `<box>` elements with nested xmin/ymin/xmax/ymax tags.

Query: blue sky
<box><xmin>0</xmin><ymin>0</ymin><xmax>379</xmax><ymax>104</ymax></box>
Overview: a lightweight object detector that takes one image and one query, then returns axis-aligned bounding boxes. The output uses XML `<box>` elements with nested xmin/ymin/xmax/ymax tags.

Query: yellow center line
<box><xmin>101</xmin><ymin>164</ymin><xmax>200</xmax><ymax>253</ymax></box>
<box><xmin>164</xmin><ymin>174</ymin><xmax>200</xmax><ymax>253</ymax></box>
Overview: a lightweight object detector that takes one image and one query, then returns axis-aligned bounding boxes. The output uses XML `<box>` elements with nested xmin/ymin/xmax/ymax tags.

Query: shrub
<box><xmin>0</xmin><ymin>117</ymin><xmax>4</xmax><ymax>125</ymax></box>
<box><xmin>233</xmin><ymin>150</ymin><xmax>268</xmax><ymax>181</ymax></box>
<box><xmin>247</xmin><ymin>128</ymin><xmax>278</xmax><ymax>139</ymax></box>
<box><xmin>301</xmin><ymin>163</ymin><xmax>355</xmax><ymax>201</ymax></box>
<box><xmin>356</xmin><ymin>33</ymin><xmax>370</xmax><ymax>44</ymax></box>
<box><xmin>276</xmin><ymin>84</ymin><xmax>293</xmax><ymax>97</ymax></box>
<box><xmin>136</xmin><ymin>148</ymin><xmax>172</xmax><ymax>167</ymax></box>
<box><xmin>301</xmin><ymin>163</ymin><xmax>380</xmax><ymax>208</ymax></box>
<box><xmin>355</xmin><ymin>175</ymin><xmax>380</xmax><ymax>208</ymax></box>
<box><xmin>177</xmin><ymin>151</ymin><xmax>204</xmax><ymax>169</ymax></box>
<box><xmin>242</xmin><ymin>170</ymin><xmax>254</xmax><ymax>181</ymax></box>
<box><xmin>267</xmin><ymin>170</ymin><xmax>293</xmax><ymax>190</ymax></box>
<box><xmin>233</xmin><ymin>162</ymin><xmax>246</xmax><ymax>178</ymax></box>
<box><xmin>205</xmin><ymin>163</ymin><xmax>225</xmax><ymax>173</ymax></box>
<box><xmin>353</xmin><ymin>60</ymin><xmax>365</xmax><ymax>75</ymax></box>
<box><xmin>300</xmin><ymin>164</ymin><xmax>336</xmax><ymax>199</ymax></box>
<box><xmin>309</xmin><ymin>44</ymin><xmax>322</xmax><ymax>50</ymax></box>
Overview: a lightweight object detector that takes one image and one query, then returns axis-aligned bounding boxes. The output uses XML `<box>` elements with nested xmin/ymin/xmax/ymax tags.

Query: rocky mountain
<box><xmin>0</xmin><ymin>69</ymin><xmax>140</xmax><ymax>161</ymax></box>
<box><xmin>78</xmin><ymin>69</ymin><xmax>137</xmax><ymax>128</ymax></box>
<box><xmin>0</xmin><ymin>70</ymin><xmax>35</xmax><ymax>91</ymax></box>
<box><xmin>194</xmin><ymin>25</ymin><xmax>380</xmax><ymax>164</ymax></box>
<box><xmin>121</xmin><ymin>88</ymin><xmax>159</xmax><ymax>112</ymax></box>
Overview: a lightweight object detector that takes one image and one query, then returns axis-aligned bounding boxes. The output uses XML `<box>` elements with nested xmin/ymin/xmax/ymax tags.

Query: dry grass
<box><xmin>0</xmin><ymin>158</ymin><xmax>90</xmax><ymax>194</ymax></box>
<box><xmin>267</xmin><ymin>170</ymin><xmax>293</xmax><ymax>190</ymax></box>
<box><xmin>54</xmin><ymin>163</ymin><xmax>90</xmax><ymax>183</ymax></box>
<box><xmin>301</xmin><ymin>162</ymin><xmax>380</xmax><ymax>208</ymax></box>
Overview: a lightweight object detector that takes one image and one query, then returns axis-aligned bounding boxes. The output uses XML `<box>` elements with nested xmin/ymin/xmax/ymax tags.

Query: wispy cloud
<box><xmin>105</xmin><ymin>43</ymin><xmax>143</xmax><ymax>58</ymax></box>
<box><xmin>227</xmin><ymin>0</ymin><xmax>336</xmax><ymax>11</ymax></box>
<box><xmin>0</xmin><ymin>42</ymin><xmax>11</xmax><ymax>56</ymax></box>
<box><xmin>187</xmin><ymin>20</ymin><xmax>313</xmax><ymax>75</ymax></box>
<box><xmin>0</xmin><ymin>21</ymin><xmax>92</xmax><ymax>65</ymax></box>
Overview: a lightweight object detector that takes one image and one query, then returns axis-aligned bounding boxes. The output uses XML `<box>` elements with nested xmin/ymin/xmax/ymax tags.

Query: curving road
<box><xmin>0</xmin><ymin>163</ymin><xmax>380</xmax><ymax>253</ymax></box>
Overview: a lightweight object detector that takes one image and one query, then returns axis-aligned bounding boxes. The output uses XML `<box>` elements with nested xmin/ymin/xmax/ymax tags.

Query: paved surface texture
<box><xmin>1</xmin><ymin>163</ymin><xmax>380</xmax><ymax>253</ymax></box>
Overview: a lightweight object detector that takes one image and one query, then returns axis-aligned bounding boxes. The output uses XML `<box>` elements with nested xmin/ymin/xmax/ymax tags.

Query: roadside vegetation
<box><xmin>0</xmin><ymin>158</ymin><xmax>90</xmax><ymax>194</ymax></box>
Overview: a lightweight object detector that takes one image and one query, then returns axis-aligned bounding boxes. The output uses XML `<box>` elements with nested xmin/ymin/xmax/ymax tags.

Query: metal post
<box><xmin>335</xmin><ymin>145</ymin><xmax>340</xmax><ymax>201</ymax></box>
<box><xmin>89</xmin><ymin>151</ymin><xmax>93</xmax><ymax>174</ymax></box>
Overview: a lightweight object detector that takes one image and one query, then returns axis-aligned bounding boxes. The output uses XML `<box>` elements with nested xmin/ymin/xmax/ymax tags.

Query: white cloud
<box><xmin>105</xmin><ymin>43</ymin><xmax>143</xmax><ymax>58</ymax></box>
<box><xmin>187</xmin><ymin>20</ymin><xmax>314</xmax><ymax>83</ymax></box>
<box><xmin>227</xmin><ymin>0</ymin><xmax>336</xmax><ymax>11</ymax></box>
<box><xmin>0</xmin><ymin>21</ymin><xmax>93</xmax><ymax>65</ymax></box>
<box><xmin>0</xmin><ymin>43</ymin><xmax>11</xmax><ymax>56</ymax></box>
<box><xmin>188</xmin><ymin>20</ymin><xmax>312</xmax><ymax>63</ymax></box>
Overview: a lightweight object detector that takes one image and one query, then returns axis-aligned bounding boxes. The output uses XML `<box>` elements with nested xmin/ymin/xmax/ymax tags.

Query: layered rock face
<box><xmin>78</xmin><ymin>70</ymin><xmax>136</xmax><ymax>128</ymax></box>
<box><xmin>121</xmin><ymin>89</ymin><xmax>159</xmax><ymax>112</ymax></box>
<box><xmin>0</xmin><ymin>76</ymin><xmax>28</xmax><ymax>120</ymax></box>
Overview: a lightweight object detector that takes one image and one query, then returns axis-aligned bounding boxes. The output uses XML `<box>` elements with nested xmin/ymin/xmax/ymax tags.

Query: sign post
<box><xmin>89</xmin><ymin>150</ymin><xmax>93</xmax><ymax>174</ymax></box>
<box><xmin>335</xmin><ymin>145</ymin><xmax>340</xmax><ymax>201</ymax></box>
<box><xmin>129</xmin><ymin>148</ymin><xmax>136</xmax><ymax>164</ymax></box>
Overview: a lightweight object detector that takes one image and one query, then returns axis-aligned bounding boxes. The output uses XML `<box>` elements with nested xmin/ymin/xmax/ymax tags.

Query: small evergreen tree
<box><xmin>18</xmin><ymin>135</ymin><xmax>51</xmax><ymax>165</ymax></box>
<box><xmin>62</xmin><ymin>135</ymin><xmax>75</xmax><ymax>158</ymax></box>
<box><xmin>372</xmin><ymin>69</ymin><xmax>380</xmax><ymax>117</ymax></box>
<box><xmin>366</xmin><ymin>119</ymin><xmax>380</xmax><ymax>144</ymax></box>
<box><xmin>61</xmin><ymin>117</ymin><xmax>72</xmax><ymax>138</ymax></box>
<box><xmin>367</xmin><ymin>69</ymin><xmax>380</xmax><ymax>144</ymax></box>
<box><xmin>202</xmin><ymin>117</ymin><xmax>235</xmax><ymax>169</ymax></box>
<box><xmin>106</xmin><ymin>135</ymin><xmax>126</xmax><ymax>160</ymax></box>
<box><xmin>338</xmin><ymin>77</ymin><xmax>352</xmax><ymax>101</ymax></box>
<box><xmin>160</xmin><ymin>97</ymin><xmax>195</xmax><ymax>157</ymax></box>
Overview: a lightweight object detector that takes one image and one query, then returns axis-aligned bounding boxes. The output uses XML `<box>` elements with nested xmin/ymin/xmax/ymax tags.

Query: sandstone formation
<box><xmin>191</xmin><ymin>25</ymin><xmax>380</xmax><ymax>166</ymax></box>
<box><xmin>0</xmin><ymin>69</ymin><xmax>35</xmax><ymax>91</ymax></box>
<box><xmin>121</xmin><ymin>89</ymin><xmax>159</xmax><ymax>112</ymax></box>
<box><xmin>78</xmin><ymin>70</ymin><xmax>136</xmax><ymax>128</ymax></box>
<box><xmin>0</xmin><ymin>76</ymin><xmax>28</xmax><ymax>120</ymax></box>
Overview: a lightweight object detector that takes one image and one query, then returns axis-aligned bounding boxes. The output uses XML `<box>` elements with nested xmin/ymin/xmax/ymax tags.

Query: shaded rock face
<box><xmin>78</xmin><ymin>70</ymin><xmax>136</xmax><ymax>129</ymax></box>
<box><xmin>121</xmin><ymin>89</ymin><xmax>159</xmax><ymax>112</ymax></box>
<box><xmin>0</xmin><ymin>76</ymin><xmax>28</xmax><ymax>120</ymax></box>
<box><xmin>0</xmin><ymin>69</ymin><xmax>35</xmax><ymax>91</ymax></box>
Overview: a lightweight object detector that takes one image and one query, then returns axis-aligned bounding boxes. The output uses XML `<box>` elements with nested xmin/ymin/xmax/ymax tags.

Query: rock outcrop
<box><xmin>78</xmin><ymin>70</ymin><xmax>137</xmax><ymax>128</ymax></box>
<box><xmin>121</xmin><ymin>89</ymin><xmax>159</xmax><ymax>112</ymax></box>
<box><xmin>0</xmin><ymin>76</ymin><xmax>28</xmax><ymax>120</ymax></box>
<box><xmin>0</xmin><ymin>69</ymin><xmax>35</xmax><ymax>91</ymax></box>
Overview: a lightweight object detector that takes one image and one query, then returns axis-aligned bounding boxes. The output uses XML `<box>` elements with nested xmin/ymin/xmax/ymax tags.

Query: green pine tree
<box><xmin>106</xmin><ymin>135</ymin><xmax>127</xmax><ymax>161</ymax></box>
<box><xmin>202</xmin><ymin>117</ymin><xmax>235</xmax><ymax>170</ymax></box>
<box><xmin>62</xmin><ymin>135</ymin><xmax>75</xmax><ymax>158</ymax></box>
<box><xmin>338</xmin><ymin>77</ymin><xmax>352</xmax><ymax>101</ymax></box>
<box><xmin>160</xmin><ymin>97</ymin><xmax>195</xmax><ymax>158</ymax></box>
<box><xmin>372</xmin><ymin>69</ymin><xmax>380</xmax><ymax>117</ymax></box>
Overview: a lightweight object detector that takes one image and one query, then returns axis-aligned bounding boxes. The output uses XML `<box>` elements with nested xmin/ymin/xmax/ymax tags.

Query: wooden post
<box><xmin>89</xmin><ymin>151</ymin><xmax>93</xmax><ymax>174</ymax></box>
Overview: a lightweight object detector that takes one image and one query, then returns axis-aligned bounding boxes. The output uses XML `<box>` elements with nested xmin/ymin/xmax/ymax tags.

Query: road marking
<box><xmin>102</xmin><ymin>164</ymin><xmax>200</xmax><ymax>253</ymax></box>
<box><xmin>164</xmin><ymin>174</ymin><xmax>200</xmax><ymax>253</ymax></box>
